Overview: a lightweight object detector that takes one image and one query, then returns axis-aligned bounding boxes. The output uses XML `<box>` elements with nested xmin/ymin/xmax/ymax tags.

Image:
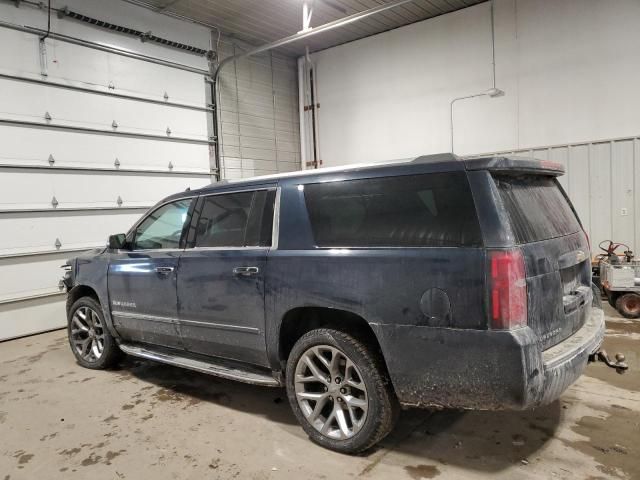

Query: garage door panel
<box><xmin>240</xmin><ymin>124</ymin><xmax>275</xmax><ymax>140</ymax></box>
<box><xmin>0</xmin><ymin>79</ymin><xmax>208</xmax><ymax>139</ymax></box>
<box><xmin>0</xmin><ymin>170</ymin><xmax>209</xmax><ymax>210</ymax></box>
<box><xmin>0</xmin><ymin>210</ymin><xmax>144</xmax><ymax>256</ymax></box>
<box><xmin>241</xmin><ymin>136</ymin><xmax>275</xmax><ymax>151</ymax></box>
<box><xmin>0</xmin><ymin>297</ymin><xmax>65</xmax><ymax>341</ymax></box>
<box><xmin>240</xmin><ymin>147</ymin><xmax>276</xmax><ymax>162</ymax></box>
<box><xmin>277</xmin><ymin>140</ymin><xmax>300</xmax><ymax>154</ymax></box>
<box><xmin>0</xmin><ymin>30</ymin><xmax>49</xmax><ymax>76</ymax></box>
<box><xmin>238</xmin><ymin>101</ymin><xmax>274</xmax><ymax>120</ymax></box>
<box><xmin>277</xmin><ymin>150</ymin><xmax>300</xmax><ymax>163</ymax></box>
<box><xmin>0</xmin><ymin>253</ymin><xmax>73</xmax><ymax>303</ymax></box>
<box><xmin>278</xmin><ymin>161</ymin><xmax>300</xmax><ymax>172</ymax></box>
<box><xmin>47</xmin><ymin>39</ymin><xmax>112</xmax><ymax>88</ymax></box>
<box><xmin>0</xmin><ymin>125</ymin><xmax>210</xmax><ymax>172</ymax></box>
<box><xmin>46</xmin><ymin>39</ymin><xmax>206</xmax><ymax>106</ymax></box>
<box><xmin>222</xmin><ymin>144</ymin><xmax>241</xmax><ymax>158</ymax></box>
<box><xmin>237</xmin><ymin>78</ymin><xmax>272</xmax><ymax>97</ymax></box>
<box><xmin>276</xmin><ymin>130</ymin><xmax>299</xmax><ymax>144</ymax></box>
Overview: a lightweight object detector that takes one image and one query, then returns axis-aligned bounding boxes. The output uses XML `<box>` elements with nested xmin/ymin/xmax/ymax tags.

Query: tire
<box><xmin>606</xmin><ymin>292</ymin><xmax>618</xmax><ymax>309</ymax></box>
<box><xmin>615</xmin><ymin>293</ymin><xmax>640</xmax><ymax>319</ymax></box>
<box><xmin>286</xmin><ymin>328</ymin><xmax>399</xmax><ymax>454</ymax></box>
<box><xmin>67</xmin><ymin>296</ymin><xmax>122</xmax><ymax>369</ymax></box>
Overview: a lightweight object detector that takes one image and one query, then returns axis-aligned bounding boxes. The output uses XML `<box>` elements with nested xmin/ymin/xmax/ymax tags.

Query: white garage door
<box><xmin>0</xmin><ymin>0</ymin><xmax>213</xmax><ymax>340</ymax></box>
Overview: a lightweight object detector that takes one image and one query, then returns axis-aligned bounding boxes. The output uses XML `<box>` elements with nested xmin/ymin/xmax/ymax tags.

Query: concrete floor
<box><xmin>0</xmin><ymin>304</ymin><xmax>638</xmax><ymax>480</ymax></box>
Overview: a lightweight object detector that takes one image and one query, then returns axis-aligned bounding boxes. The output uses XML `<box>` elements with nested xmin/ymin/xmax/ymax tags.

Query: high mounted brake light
<box><xmin>539</xmin><ymin>160</ymin><xmax>563</xmax><ymax>171</ymax></box>
<box><xmin>488</xmin><ymin>249</ymin><xmax>527</xmax><ymax>329</ymax></box>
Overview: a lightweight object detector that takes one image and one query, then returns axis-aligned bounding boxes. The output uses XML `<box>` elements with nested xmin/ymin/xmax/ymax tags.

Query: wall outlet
<box><xmin>621</xmin><ymin>208</ymin><xmax>628</xmax><ymax>216</ymax></box>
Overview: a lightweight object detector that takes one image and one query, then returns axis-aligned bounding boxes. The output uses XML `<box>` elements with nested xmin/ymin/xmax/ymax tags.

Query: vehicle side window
<box><xmin>133</xmin><ymin>199</ymin><xmax>192</xmax><ymax>250</ymax></box>
<box><xmin>245</xmin><ymin>190</ymin><xmax>276</xmax><ymax>247</ymax></box>
<box><xmin>195</xmin><ymin>192</ymin><xmax>253</xmax><ymax>247</ymax></box>
<box><xmin>303</xmin><ymin>172</ymin><xmax>482</xmax><ymax>248</ymax></box>
<box><xmin>194</xmin><ymin>190</ymin><xmax>277</xmax><ymax>248</ymax></box>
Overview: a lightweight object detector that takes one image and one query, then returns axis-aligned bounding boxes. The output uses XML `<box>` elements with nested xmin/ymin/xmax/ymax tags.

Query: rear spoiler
<box><xmin>464</xmin><ymin>156</ymin><xmax>565</xmax><ymax>176</ymax></box>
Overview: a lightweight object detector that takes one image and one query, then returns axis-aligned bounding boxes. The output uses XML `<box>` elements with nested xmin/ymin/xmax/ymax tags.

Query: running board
<box><xmin>119</xmin><ymin>343</ymin><xmax>280</xmax><ymax>387</ymax></box>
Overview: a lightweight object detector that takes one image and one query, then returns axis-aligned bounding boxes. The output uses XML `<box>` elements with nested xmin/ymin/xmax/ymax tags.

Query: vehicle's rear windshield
<box><xmin>303</xmin><ymin>172</ymin><xmax>482</xmax><ymax>248</ymax></box>
<box><xmin>493</xmin><ymin>174</ymin><xmax>581</xmax><ymax>244</ymax></box>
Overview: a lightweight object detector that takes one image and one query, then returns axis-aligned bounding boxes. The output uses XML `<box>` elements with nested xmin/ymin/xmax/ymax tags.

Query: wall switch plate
<box><xmin>621</xmin><ymin>208</ymin><xmax>628</xmax><ymax>216</ymax></box>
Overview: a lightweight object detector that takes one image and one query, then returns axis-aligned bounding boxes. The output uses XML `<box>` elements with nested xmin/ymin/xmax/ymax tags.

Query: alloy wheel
<box><xmin>294</xmin><ymin>345</ymin><xmax>368</xmax><ymax>440</ymax></box>
<box><xmin>70</xmin><ymin>306</ymin><xmax>105</xmax><ymax>362</ymax></box>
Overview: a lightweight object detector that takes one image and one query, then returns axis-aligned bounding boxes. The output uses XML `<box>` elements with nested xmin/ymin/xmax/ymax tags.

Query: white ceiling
<box><xmin>135</xmin><ymin>0</ymin><xmax>485</xmax><ymax>56</ymax></box>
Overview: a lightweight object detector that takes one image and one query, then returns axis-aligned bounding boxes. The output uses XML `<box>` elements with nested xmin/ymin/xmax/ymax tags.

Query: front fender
<box><xmin>68</xmin><ymin>251</ymin><xmax>118</xmax><ymax>339</ymax></box>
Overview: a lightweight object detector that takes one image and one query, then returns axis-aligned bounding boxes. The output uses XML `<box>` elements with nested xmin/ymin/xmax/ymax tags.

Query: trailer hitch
<box><xmin>589</xmin><ymin>349</ymin><xmax>628</xmax><ymax>374</ymax></box>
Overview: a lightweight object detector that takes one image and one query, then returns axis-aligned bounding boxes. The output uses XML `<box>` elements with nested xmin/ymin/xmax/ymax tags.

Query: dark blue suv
<box><xmin>62</xmin><ymin>153</ymin><xmax>605</xmax><ymax>453</ymax></box>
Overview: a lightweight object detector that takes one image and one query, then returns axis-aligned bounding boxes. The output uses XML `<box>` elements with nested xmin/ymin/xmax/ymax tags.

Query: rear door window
<box><xmin>493</xmin><ymin>174</ymin><xmax>581</xmax><ymax>244</ymax></box>
<box><xmin>193</xmin><ymin>190</ymin><xmax>275</xmax><ymax>248</ymax></box>
<box><xmin>303</xmin><ymin>172</ymin><xmax>482</xmax><ymax>248</ymax></box>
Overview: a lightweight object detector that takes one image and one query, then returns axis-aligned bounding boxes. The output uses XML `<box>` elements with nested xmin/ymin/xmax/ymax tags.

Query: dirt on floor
<box><xmin>0</xmin><ymin>304</ymin><xmax>638</xmax><ymax>480</ymax></box>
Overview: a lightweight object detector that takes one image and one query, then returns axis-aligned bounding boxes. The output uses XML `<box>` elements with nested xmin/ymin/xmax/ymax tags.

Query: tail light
<box><xmin>488</xmin><ymin>249</ymin><xmax>527</xmax><ymax>329</ymax></box>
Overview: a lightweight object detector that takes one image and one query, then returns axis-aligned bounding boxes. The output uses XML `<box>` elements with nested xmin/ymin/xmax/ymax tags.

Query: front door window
<box><xmin>133</xmin><ymin>199</ymin><xmax>192</xmax><ymax>250</ymax></box>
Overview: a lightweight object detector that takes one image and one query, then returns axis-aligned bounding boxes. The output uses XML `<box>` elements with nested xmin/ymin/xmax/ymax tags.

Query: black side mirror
<box><xmin>108</xmin><ymin>233</ymin><xmax>127</xmax><ymax>250</ymax></box>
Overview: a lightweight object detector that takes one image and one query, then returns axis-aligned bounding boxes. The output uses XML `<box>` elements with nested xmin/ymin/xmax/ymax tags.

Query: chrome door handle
<box><xmin>232</xmin><ymin>266</ymin><xmax>259</xmax><ymax>276</ymax></box>
<box><xmin>155</xmin><ymin>266</ymin><xmax>175</xmax><ymax>275</ymax></box>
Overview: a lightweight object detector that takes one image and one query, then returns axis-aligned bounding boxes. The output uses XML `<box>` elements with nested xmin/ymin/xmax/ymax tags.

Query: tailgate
<box><xmin>492</xmin><ymin>173</ymin><xmax>592</xmax><ymax>350</ymax></box>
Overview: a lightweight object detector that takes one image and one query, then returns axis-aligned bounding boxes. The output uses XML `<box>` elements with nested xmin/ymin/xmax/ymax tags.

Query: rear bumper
<box><xmin>538</xmin><ymin>307</ymin><xmax>604</xmax><ymax>405</ymax></box>
<box><xmin>372</xmin><ymin>307</ymin><xmax>605</xmax><ymax>410</ymax></box>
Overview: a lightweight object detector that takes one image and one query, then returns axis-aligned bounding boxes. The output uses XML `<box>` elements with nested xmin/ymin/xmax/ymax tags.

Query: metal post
<box><xmin>210</xmin><ymin>0</ymin><xmax>419</xmax><ymax>173</ymax></box>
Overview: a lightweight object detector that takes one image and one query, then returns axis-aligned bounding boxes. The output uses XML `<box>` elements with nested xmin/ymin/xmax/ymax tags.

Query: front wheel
<box><xmin>67</xmin><ymin>296</ymin><xmax>122</xmax><ymax>369</ymax></box>
<box><xmin>616</xmin><ymin>293</ymin><xmax>640</xmax><ymax>319</ymax></box>
<box><xmin>286</xmin><ymin>328</ymin><xmax>398</xmax><ymax>454</ymax></box>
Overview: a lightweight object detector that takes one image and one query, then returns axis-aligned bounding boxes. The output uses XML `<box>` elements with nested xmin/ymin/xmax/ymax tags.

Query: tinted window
<box><xmin>194</xmin><ymin>190</ymin><xmax>275</xmax><ymax>248</ymax></box>
<box><xmin>493</xmin><ymin>174</ymin><xmax>581</xmax><ymax>244</ymax></box>
<box><xmin>133</xmin><ymin>199</ymin><xmax>192</xmax><ymax>250</ymax></box>
<box><xmin>244</xmin><ymin>190</ymin><xmax>276</xmax><ymax>247</ymax></box>
<box><xmin>304</xmin><ymin>172</ymin><xmax>482</xmax><ymax>248</ymax></box>
<box><xmin>195</xmin><ymin>192</ymin><xmax>253</xmax><ymax>247</ymax></box>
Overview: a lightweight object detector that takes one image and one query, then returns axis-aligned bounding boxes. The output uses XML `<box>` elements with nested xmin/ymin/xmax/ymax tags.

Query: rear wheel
<box><xmin>286</xmin><ymin>328</ymin><xmax>398</xmax><ymax>454</ymax></box>
<box><xmin>67</xmin><ymin>296</ymin><xmax>122</xmax><ymax>369</ymax></box>
<box><xmin>616</xmin><ymin>293</ymin><xmax>640</xmax><ymax>319</ymax></box>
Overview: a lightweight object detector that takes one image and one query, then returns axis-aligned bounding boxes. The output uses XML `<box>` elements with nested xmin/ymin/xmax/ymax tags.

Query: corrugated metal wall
<box><xmin>217</xmin><ymin>41</ymin><xmax>301</xmax><ymax>179</ymax></box>
<box><xmin>474</xmin><ymin>136</ymin><xmax>640</xmax><ymax>254</ymax></box>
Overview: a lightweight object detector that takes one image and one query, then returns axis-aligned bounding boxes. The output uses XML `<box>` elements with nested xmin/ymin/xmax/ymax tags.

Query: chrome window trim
<box><xmin>179</xmin><ymin>318</ymin><xmax>260</xmax><ymax>334</ymax></box>
<box><xmin>115</xmin><ymin>248</ymin><xmax>185</xmax><ymax>254</ymax></box>
<box><xmin>198</xmin><ymin>185</ymin><xmax>276</xmax><ymax>199</ymax></box>
<box><xmin>112</xmin><ymin>311</ymin><xmax>177</xmax><ymax>324</ymax></box>
<box><xmin>112</xmin><ymin>311</ymin><xmax>260</xmax><ymax>334</ymax></box>
<box><xmin>271</xmin><ymin>187</ymin><xmax>281</xmax><ymax>250</ymax></box>
<box><xmin>191</xmin><ymin>185</ymin><xmax>279</xmax><ymax>250</ymax></box>
<box><xmin>122</xmin><ymin>185</ymin><xmax>278</xmax><ymax>252</ymax></box>
<box><xmin>189</xmin><ymin>246</ymin><xmax>270</xmax><ymax>252</ymax></box>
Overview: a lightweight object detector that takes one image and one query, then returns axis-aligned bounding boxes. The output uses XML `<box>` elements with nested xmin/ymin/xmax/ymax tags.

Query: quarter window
<box><xmin>303</xmin><ymin>173</ymin><xmax>482</xmax><ymax>248</ymax></box>
<box><xmin>133</xmin><ymin>199</ymin><xmax>192</xmax><ymax>250</ymax></box>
